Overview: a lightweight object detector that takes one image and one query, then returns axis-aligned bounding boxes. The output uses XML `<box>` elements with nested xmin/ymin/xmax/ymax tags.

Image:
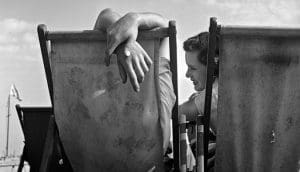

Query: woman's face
<box><xmin>185</xmin><ymin>51</ymin><xmax>207</xmax><ymax>91</ymax></box>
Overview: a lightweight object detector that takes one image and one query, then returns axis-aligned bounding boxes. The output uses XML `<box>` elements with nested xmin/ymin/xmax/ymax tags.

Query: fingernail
<box><xmin>136</xmin><ymin>87</ymin><xmax>140</xmax><ymax>92</ymax></box>
<box><xmin>138</xmin><ymin>78</ymin><xmax>144</xmax><ymax>83</ymax></box>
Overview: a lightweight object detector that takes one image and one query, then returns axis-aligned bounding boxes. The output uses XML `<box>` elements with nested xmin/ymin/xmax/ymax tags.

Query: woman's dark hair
<box><xmin>183</xmin><ymin>32</ymin><xmax>219</xmax><ymax>77</ymax></box>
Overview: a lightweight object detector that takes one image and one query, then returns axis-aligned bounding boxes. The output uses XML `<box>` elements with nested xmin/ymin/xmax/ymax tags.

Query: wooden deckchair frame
<box><xmin>202</xmin><ymin>18</ymin><xmax>219</xmax><ymax>172</ymax></box>
<box><xmin>37</xmin><ymin>21</ymin><xmax>179</xmax><ymax>172</ymax></box>
<box><xmin>175</xmin><ymin>18</ymin><xmax>219</xmax><ymax>172</ymax></box>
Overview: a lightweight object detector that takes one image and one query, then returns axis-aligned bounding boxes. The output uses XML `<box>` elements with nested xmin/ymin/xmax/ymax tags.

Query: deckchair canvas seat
<box><xmin>216</xmin><ymin>27</ymin><xmax>300</xmax><ymax>172</ymax></box>
<box><xmin>51</xmin><ymin>38</ymin><xmax>163</xmax><ymax>171</ymax></box>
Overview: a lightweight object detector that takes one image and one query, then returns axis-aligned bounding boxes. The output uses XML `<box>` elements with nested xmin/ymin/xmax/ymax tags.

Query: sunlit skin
<box><xmin>185</xmin><ymin>51</ymin><xmax>207</xmax><ymax>92</ymax></box>
<box><xmin>178</xmin><ymin>50</ymin><xmax>207</xmax><ymax>121</ymax></box>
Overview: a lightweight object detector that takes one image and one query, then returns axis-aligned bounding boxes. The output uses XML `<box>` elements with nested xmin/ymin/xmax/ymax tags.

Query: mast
<box><xmin>5</xmin><ymin>94</ymin><xmax>10</xmax><ymax>158</ymax></box>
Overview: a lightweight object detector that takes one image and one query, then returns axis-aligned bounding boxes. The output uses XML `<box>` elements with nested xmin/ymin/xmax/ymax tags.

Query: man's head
<box><xmin>183</xmin><ymin>32</ymin><xmax>218</xmax><ymax>91</ymax></box>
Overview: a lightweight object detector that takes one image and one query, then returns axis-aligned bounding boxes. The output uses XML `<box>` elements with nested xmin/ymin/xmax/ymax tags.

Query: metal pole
<box><xmin>6</xmin><ymin>94</ymin><xmax>10</xmax><ymax>157</ymax></box>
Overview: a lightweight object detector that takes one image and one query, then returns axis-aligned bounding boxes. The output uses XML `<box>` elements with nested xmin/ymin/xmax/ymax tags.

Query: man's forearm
<box><xmin>125</xmin><ymin>12</ymin><xmax>168</xmax><ymax>30</ymax></box>
<box><xmin>125</xmin><ymin>12</ymin><xmax>169</xmax><ymax>58</ymax></box>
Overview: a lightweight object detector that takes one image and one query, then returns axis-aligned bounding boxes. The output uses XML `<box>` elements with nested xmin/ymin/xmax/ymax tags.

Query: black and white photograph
<box><xmin>0</xmin><ymin>0</ymin><xmax>299</xmax><ymax>171</ymax></box>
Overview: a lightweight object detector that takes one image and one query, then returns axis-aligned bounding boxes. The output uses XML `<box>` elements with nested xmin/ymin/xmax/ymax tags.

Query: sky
<box><xmin>0</xmin><ymin>0</ymin><xmax>300</xmax><ymax>157</ymax></box>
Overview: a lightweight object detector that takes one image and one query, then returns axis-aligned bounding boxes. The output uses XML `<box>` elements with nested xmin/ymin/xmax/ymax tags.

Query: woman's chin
<box><xmin>195</xmin><ymin>85</ymin><xmax>204</xmax><ymax>92</ymax></box>
<box><xmin>194</xmin><ymin>85</ymin><xmax>200</xmax><ymax>91</ymax></box>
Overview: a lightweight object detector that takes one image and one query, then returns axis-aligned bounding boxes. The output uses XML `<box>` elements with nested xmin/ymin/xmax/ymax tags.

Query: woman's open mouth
<box><xmin>193</xmin><ymin>81</ymin><xmax>198</xmax><ymax>86</ymax></box>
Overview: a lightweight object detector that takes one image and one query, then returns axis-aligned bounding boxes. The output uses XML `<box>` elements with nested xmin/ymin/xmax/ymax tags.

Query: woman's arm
<box><xmin>179</xmin><ymin>98</ymin><xmax>199</xmax><ymax>121</ymax></box>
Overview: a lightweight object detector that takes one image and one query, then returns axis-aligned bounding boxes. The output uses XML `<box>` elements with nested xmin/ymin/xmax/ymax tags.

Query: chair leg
<box><xmin>39</xmin><ymin>116</ymin><xmax>56</xmax><ymax>172</ymax></box>
<box><xmin>196</xmin><ymin>115</ymin><xmax>204</xmax><ymax>172</ymax></box>
<box><xmin>18</xmin><ymin>145</ymin><xmax>26</xmax><ymax>172</ymax></box>
<box><xmin>179</xmin><ymin>114</ymin><xmax>187</xmax><ymax>172</ymax></box>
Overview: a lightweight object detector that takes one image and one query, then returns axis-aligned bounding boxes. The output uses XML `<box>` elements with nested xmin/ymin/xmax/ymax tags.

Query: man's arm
<box><xmin>94</xmin><ymin>8</ymin><xmax>121</xmax><ymax>31</ymax></box>
<box><xmin>179</xmin><ymin>99</ymin><xmax>198</xmax><ymax>121</ymax></box>
<box><xmin>106</xmin><ymin>12</ymin><xmax>168</xmax><ymax>57</ymax></box>
<box><xmin>95</xmin><ymin>9</ymin><xmax>169</xmax><ymax>92</ymax></box>
<box><xmin>105</xmin><ymin>12</ymin><xmax>169</xmax><ymax>92</ymax></box>
<box><xmin>94</xmin><ymin>9</ymin><xmax>152</xmax><ymax>91</ymax></box>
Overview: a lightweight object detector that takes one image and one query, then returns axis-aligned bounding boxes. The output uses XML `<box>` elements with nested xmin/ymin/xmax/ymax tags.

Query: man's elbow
<box><xmin>100</xmin><ymin>8</ymin><xmax>114</xmax><ymax>16</ymax></box>
<box><xmin>94</xmin><ymin>8</ymin><xmax>120</xmax><ymax>31</ymax></box>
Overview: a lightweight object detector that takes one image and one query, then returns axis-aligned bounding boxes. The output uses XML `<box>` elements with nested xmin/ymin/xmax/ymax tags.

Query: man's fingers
<box><xmin>144</xmin><ymin>53</ymin><xmax>153</xmax><ymax>68</ymax></box>
<box><xmin>124</xmin><ymin>61</ymin><xmax>140</xmax><ymax>92</ymax></box>
<box><xmin>137</xmin><ymin>42</ymin><xmax>152</xmax><ymax>65</ymax></box>
<box><xmin>139</xmin><ymin>45</ymin><xmax>153</xmax><ymax>67</ymax></box>
<box><xmin>140</xmin><ymin>56</ymin><xmax>149</xmax><ymax>73</ymax></box>
<box><xmin>133</xmin><ymin>57</ymin><xmax>145</xmax><ymax>83</ymax></box>
<box><xmin>117</xmin><ymin>59</ymin><xmax>127</xmax><ymax>83</ymax></box>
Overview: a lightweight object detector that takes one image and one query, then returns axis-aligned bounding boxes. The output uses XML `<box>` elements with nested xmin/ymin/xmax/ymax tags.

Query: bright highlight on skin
<box><xmin>125</xmin><ymin>49</ymin><xmax>131</xmax><ymax>56</ymax></box>
<box><xmin>93</xmin><ymin>89</ymin><xmax>106</xmax><ymax>98</ymax></box>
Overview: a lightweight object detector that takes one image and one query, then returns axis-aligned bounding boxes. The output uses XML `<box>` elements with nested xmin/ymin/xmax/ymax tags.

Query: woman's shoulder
<box><xmin>212</xmin><ymin>81</ymin><xmax>218</xmax><ymax>109</ymax></box>
<box><xmin>192</xmin><ymin>91</ymin><xmax>206</xmax><ymax>114</ymax></box>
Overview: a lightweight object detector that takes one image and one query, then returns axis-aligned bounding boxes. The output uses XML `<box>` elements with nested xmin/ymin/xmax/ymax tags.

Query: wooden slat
<box><xmin>46</xmin><ymin>28</ymin><xmax>169</xmax><ymax>41</ymax></box>
<box><xmin>221</xmin><ymin>26</ymin><xmax>300</xmax><ymax>37</ymax></box>
<box><xmin>196</xmin><ymin>115</ymin><xmax>204</xmax><ymax>172</ymax></box>
<box><xmin>179</xmin><ymin>115</ymin><xmax>187</xmax><ymax>172</ymax></box>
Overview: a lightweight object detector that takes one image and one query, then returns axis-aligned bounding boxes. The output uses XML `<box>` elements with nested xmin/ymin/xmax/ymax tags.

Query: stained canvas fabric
<box><xmin>216</xmin><ymin>28</ymin><xmax>300</xmax><ymax>172</ymax></box>
<box><xmin>50</xmin><ymin>38</ymin><xmax>169</xmax><ymax>172</ymax></box>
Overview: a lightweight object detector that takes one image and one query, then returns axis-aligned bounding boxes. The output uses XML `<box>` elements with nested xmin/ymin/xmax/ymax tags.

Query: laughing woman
<box><xmin>179</xmin><ymin>32</ymin><xmax>219</xmax><ymax>169</ymax></box>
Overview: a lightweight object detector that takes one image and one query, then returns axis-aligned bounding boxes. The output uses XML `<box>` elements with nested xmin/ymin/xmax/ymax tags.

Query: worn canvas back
<box><xmin>50</xmin><ymin>38</ymin><xmax>164</xmax><ymax>171</ymax></box>
<box><xmin>17</xmin><ymin>107</ymin><xmax>52</xmax><ymax>171</ymax></box>
<box><xmin>216</xmin><ymin>28</ymin><xmax>300</xmax><ymax>172</ymax></box>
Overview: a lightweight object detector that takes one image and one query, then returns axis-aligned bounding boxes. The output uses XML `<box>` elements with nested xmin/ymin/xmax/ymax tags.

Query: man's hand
<box><xmin>99</xmin><ymin>10</ymin><xmax>167</xmax><ymax>92</ymax></box>
<box><xmin>115</xmin><ymin>40</ymin><xmax>152</xmax><ymax>92</ymax></box>
<box><xmin>105</xmin><ymin>12</ymin><xmax>140</xmax><ymax>66</ymax></box>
